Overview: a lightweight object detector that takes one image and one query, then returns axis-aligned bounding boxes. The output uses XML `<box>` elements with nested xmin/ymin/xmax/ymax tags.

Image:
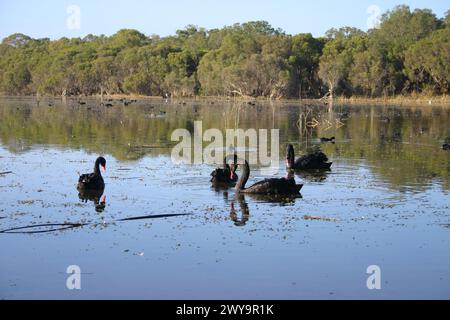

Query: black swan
<box><xmin>286</xmin><ymin>144</ymin><xmax>332</xmax><ymax>170</ymax></box>
<box><xmin>320</xmin><ymin>136</ymin><xmax>335</xmax><ymax>143</ymax></box>
<box><xmin>210</xmin><ymin>154</ymin><xmax>238</xmax><ymax>185</ymax></box>
<box><xmin>235</xmin><ymin>160</ymin><xmax>302</xmax><ymax>195</ymax></box>
<box><xmin>78</xmin><ymin>189</ymin><xmax>104</xmax><ymax>202</ymax></box>
<box><xmin>77</xmin><ymin>157</ymin><xmax>106</xmax><ymax>191</ymax></box>
<box><xmin>443</xmin><ymin>137</ymin><xmax>450</xmax><ymax>150</ymax></box>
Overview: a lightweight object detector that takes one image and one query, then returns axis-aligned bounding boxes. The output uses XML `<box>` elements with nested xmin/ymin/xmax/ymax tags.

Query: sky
<box><xmin>0</xmin><ymin>0</ymin><xmax>448</xmax><ymax>40</ymax></box>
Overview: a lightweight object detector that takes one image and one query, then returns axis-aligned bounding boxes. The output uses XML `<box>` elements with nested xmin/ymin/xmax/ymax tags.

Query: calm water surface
<box><xmin>0</xmin><ymin>97</ymin><xmax>449</xmax><ymax>299</ymax></box>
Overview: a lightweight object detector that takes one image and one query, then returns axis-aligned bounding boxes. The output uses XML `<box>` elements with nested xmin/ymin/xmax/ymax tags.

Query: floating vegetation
<box><xmin>303</xmin><ymin>215</ymin><xmax>338</xmax><ymax>222</ymax></box>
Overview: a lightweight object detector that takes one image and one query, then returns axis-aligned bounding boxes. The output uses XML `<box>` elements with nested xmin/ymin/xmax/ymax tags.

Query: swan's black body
<box><xmin>236</xmin><ymin>160</ymin><xmax>302</xmax><ymax>195</ymax></box>
<box><xmin>286</xmin><ymin>144</ymin><xmax>332</xmax><ymax>170</ymax></box>
<box><xmin>77</xmin><ymin>157</ymin><xmax>106</xmax><ymax>191</ymax></box>
<box><xmin>210</xmin><ymin>155</ymin><xmax>238</xmax><ymax>185</ymax></box>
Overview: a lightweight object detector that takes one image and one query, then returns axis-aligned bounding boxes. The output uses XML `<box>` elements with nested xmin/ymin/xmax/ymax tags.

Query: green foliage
<box><xmin>350</xmin><ymin>48</ymin><xmax>387</xmax><ymax>96</ymax></box>
<box><xmin>405</xmin><ymin>29</ymin><xmax>450</xmax><ymax>93</ymax></box>
<box><xmin>444</xmin><ymin>10</ymin><xmax>450</xmax><ymax>27</ymax></box>
<box><xmin>319</xmin><ymin>28</ymin><xmax>366</xmax><ymax>97</ymax></box>
<box><xmin>288</xmin><ymin>33</ymin><xmax>325</xmax><ymax>97</ymax></box>
<box><xmin>367</xmin><ymin>5</ymin><xmax>441</xmax><ymax>95</ymax></box>
<box><xmin>319</xmin><ymin>5</ymin><xmax>447</xmax><ymax>97</ymax></box>
<box><xmin>0</xmin><ymin>6</ymin><xmax>448</xmax><ymax>98</ymax></box>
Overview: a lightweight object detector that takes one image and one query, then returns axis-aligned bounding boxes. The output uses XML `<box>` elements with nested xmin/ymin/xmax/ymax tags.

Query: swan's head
<box><xmin>286</xmin><ymin>144</ymin><xmax>295</xmax><ymax>169</ymax></box>
<box><xmin>97</xmin><ymin>156</ymin><xmax>107</xmax><ymax>172</ymax></box>
<box><xmin>226</xmin><ymin>153</ymin><xmax>238</xmax><ymax>179</ymax></box>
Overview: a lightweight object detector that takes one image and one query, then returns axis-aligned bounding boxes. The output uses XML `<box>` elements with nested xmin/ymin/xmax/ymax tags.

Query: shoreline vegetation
<box><xmin>1</xmin><ymin>94</ymin><xmax>449</xmax><ymax>107</ymax></box>
<box><xmin>0</xmin><ymin>5</ymin><xmax>448</xmax><ymax>101</ymax></box>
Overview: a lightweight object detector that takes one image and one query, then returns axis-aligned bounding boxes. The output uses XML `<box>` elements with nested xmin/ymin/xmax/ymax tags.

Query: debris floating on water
<box><xmin>303</xmin><ymin>215</ymin><xmax>337</xmax><ymax>222</ymax></box>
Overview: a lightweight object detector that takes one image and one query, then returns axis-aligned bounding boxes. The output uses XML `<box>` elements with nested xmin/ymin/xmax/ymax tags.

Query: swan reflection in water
<box><xmin>229</xmin><ymin>191</ymin><xmax>300</xmax><ymax>227</ymax></box>
<box><xmin>78</xmin><ymin>189</ymin><xmax>106</xmax><ymax>213</ymax></box>
<box><xmin>230</xmin><ymin>195</ymin><xmax>250</xmax><ymax>226</ymax></box>
<box><xmin>292</xmin><ymin>168</ymin><xmax>331</xmax><ymax>183</ymax></box>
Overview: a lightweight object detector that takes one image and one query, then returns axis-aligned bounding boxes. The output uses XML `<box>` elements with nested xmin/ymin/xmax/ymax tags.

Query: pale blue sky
<box><xmin>0</xmin><ymin>0</ymin><xmax>448</xmax><ymax>40</ymax></box>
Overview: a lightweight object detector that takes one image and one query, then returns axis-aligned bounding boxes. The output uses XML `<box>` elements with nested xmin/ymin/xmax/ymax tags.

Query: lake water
<box><xmin>0</xmin><ymin>97</ymin><xmax>449</xmax><ymax>299</ymax></box>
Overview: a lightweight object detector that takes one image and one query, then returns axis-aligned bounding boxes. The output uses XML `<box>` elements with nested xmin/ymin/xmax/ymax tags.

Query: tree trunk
<box><xmin>299</xmin><ymin>81</ymin><xmax>302</xmax><ymax>100</ymax></box>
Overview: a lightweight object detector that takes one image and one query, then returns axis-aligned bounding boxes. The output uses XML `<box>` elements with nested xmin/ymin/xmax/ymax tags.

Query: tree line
<box><xmin>0</xmin><ymin>5</ymin><xmax>448</xmax><ymax>99</ymax></box>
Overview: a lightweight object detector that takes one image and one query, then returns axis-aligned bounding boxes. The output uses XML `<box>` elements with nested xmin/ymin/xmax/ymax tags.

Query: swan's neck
<box><xmin>224</xmin><ymin>154</ymin><xmax>237</xmax><ymax>170</ymax></box>
<box><xmin>286</xmin><ymin>146</ymin><xmax>295</xmax><ymax>168</ymax></box>
<box><xmin>94</xmin><ymin>159</ymin><xmax>102</xmax><ymax>176</ymax></box>
<box><xmin>222</xmin><ymin>157</ymin><xmax>228</xmax><ymax>170</ymax></box>
<box><xmin>236</xmin><ymin>161</ymin><xmax>250</xmax><ymax>191</ymax></box>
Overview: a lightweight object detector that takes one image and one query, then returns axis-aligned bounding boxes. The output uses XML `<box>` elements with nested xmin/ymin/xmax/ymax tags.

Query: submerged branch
<box><xmin>0</xmin><ymin>213</ymin><xmax>192</xmax><ymax>234</ymax></box>
<box><xmin>118</xmin><ymin>213</ymin><xmax>192</xmax><ymax>221</ymax></box>
<box><xmin>0</xmin><ymin>223</ymin><xmax>86</xmax><ymax>234</ymax></box>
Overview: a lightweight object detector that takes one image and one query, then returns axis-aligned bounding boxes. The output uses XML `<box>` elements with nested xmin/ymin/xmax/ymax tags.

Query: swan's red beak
<box><xmin>102</xmin><ymin>165</ymin><xmax>106</xmax><ymax>172</ymax></box>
